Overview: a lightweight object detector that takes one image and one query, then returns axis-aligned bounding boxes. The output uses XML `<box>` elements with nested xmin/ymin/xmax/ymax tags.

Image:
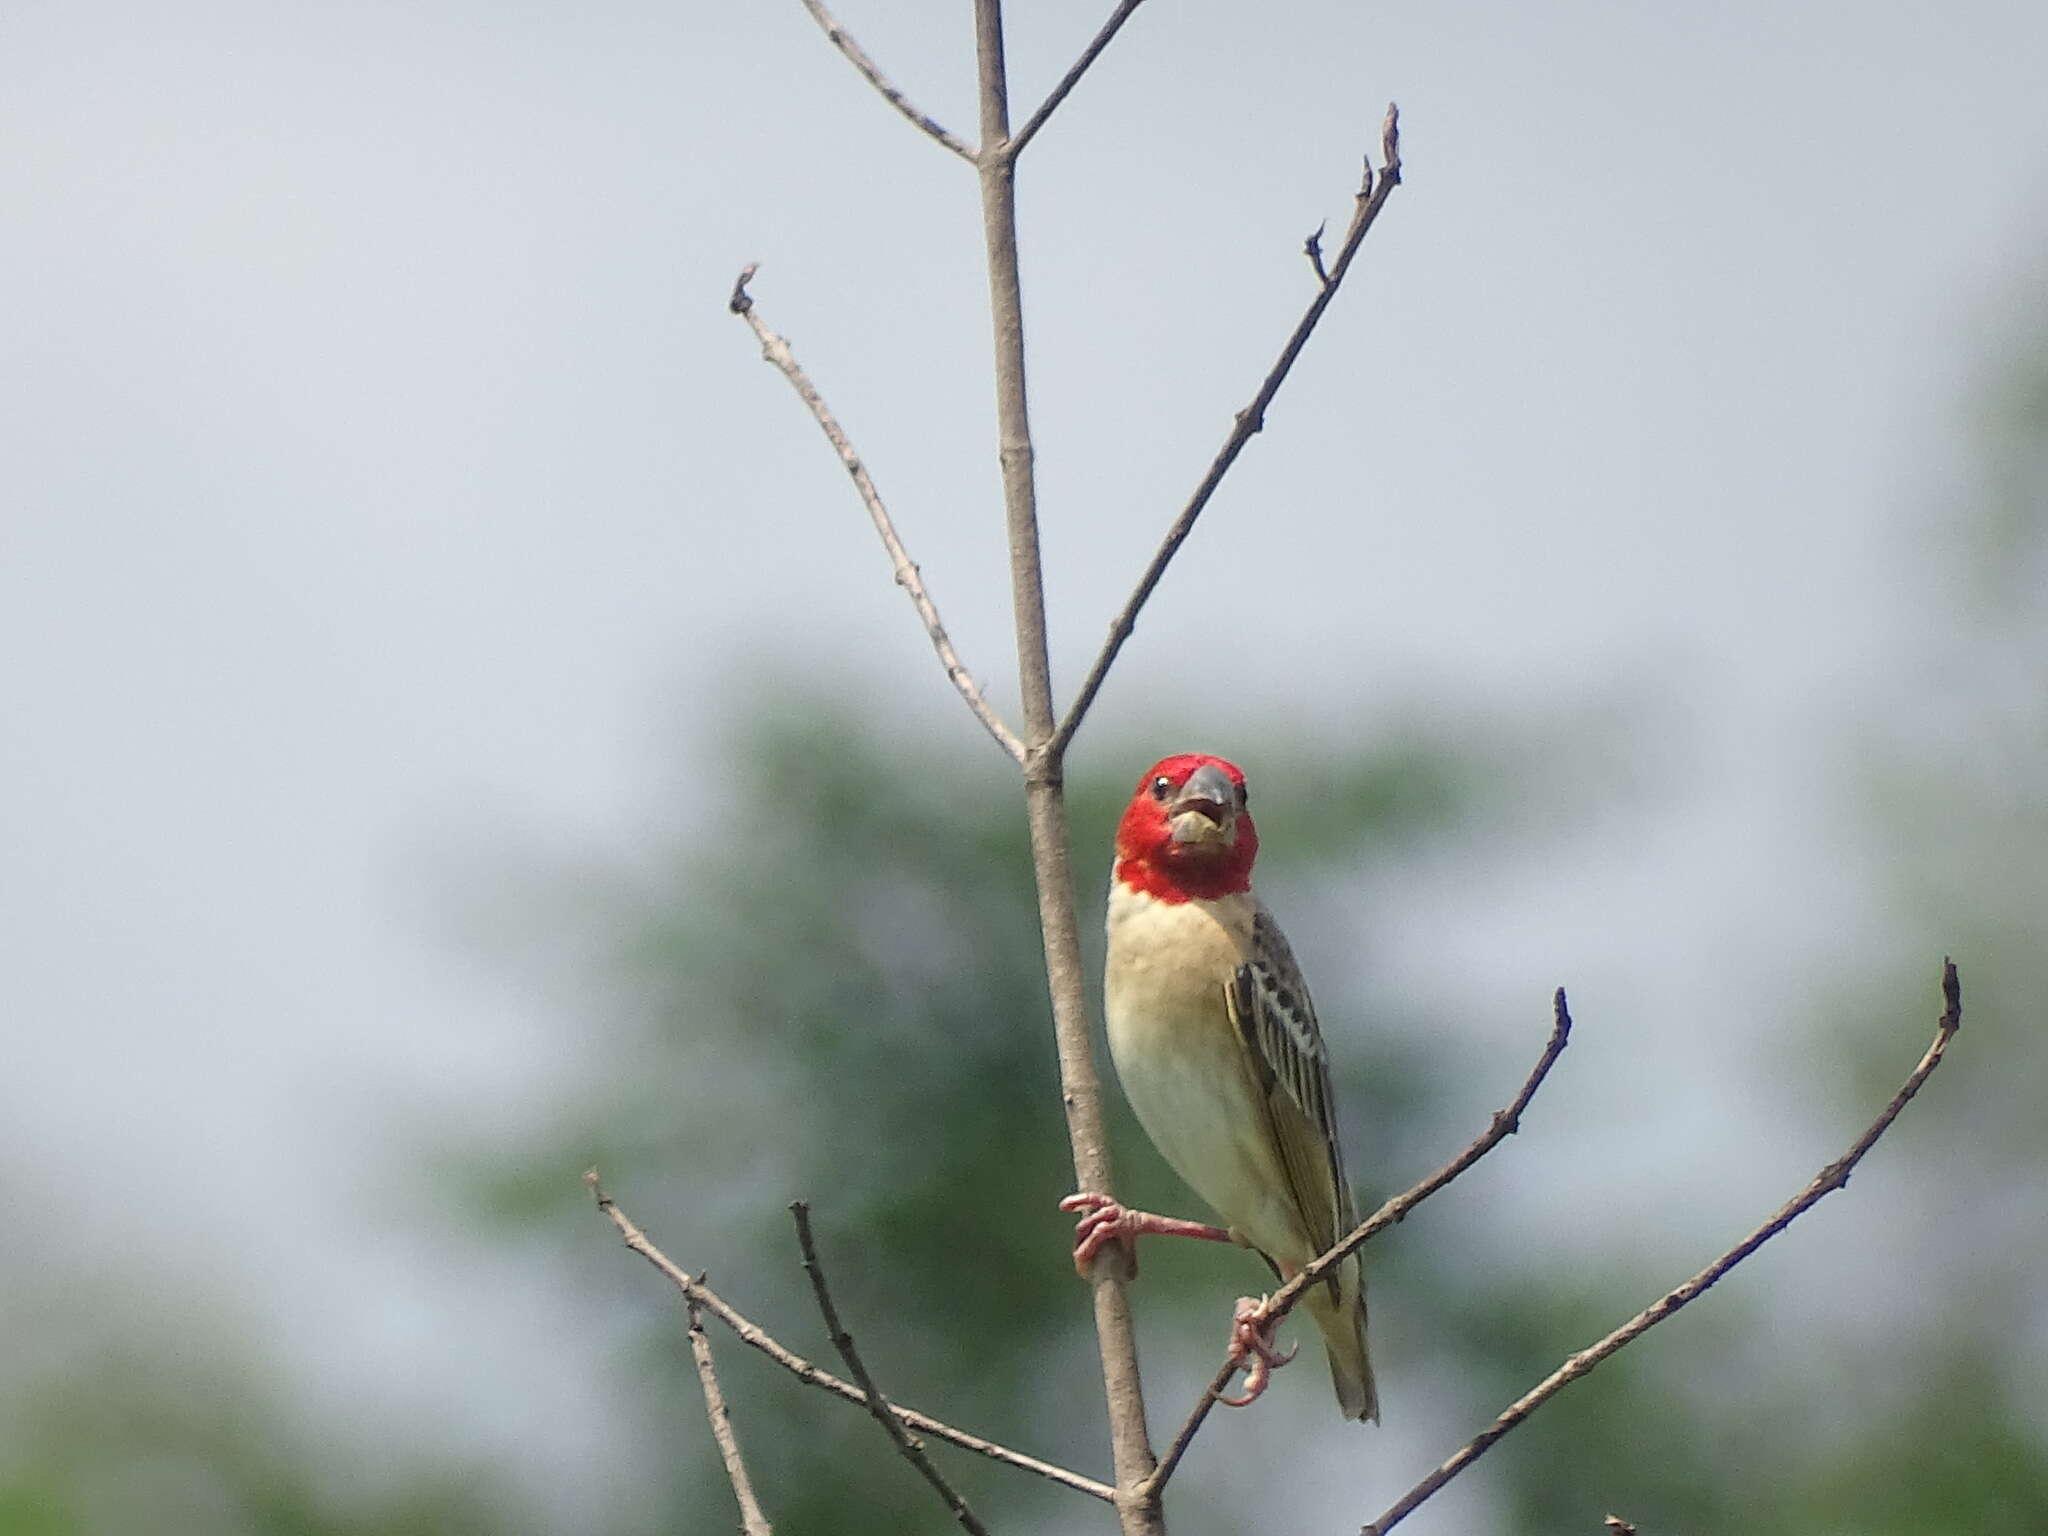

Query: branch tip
<box><xmin>1304</xmin><ymin>221</ymin><xmax>1330</xmax><ymax>285</ymax></box>
<box><xmin>729</xmin><ymin>263</ymin><xmax>759</xmax><ymax>315</ymax></box>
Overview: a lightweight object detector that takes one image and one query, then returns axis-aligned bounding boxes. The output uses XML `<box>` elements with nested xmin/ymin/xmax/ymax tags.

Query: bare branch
<box><xmin>685</xmin><ymin>1299</ymin><xmax>775</xmax><ymax>1536</ymax></box>
<box><xmin>1053</xmin><ymin>103</ymin><xmax>1403</xmax><ymax>754</ymax></box>
<box><xmin>972</xmin><ymin>1</ymin><xmax>1163</xmax><ymax>1526</ymax></box>
<box><xmin>728</xmin><ymin>266</ymin><xmax>1027</xmax><ymax>764</ymax></box>
<box><xmin>799</xmin><ymin>0</ymin><xmax>978</xmax><ymax>164</ymax></box>
<box><xmin>1002</xmin><ymin>0</ymin><xmax>1148</xmax><ymax>161</ymax></box>
<box><xmin>1146</xmin><ymin>982</ymin><xmax>1570</xmax><ymax>1496</ymax></box>
<box><xmin>1356</xmin><ymin>959</ymin><xmax>1964</xmax><ymax>1536</ymax></box>
<box><xmin>790</xmin><ymin>1202</ymin><xmax>992</xmax><ymax>1536</ymax></box>
<box><xmin>585</xmin><ymin>1172</ymin><xmax>1114</xmax><ymax>1503</ymax></box>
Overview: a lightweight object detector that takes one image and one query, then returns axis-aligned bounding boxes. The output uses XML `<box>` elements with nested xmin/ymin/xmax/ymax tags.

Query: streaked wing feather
<box><xmin>1226</xmin><ymin>905</ymin><xmax>1355</xmax><ymax>1273</ymax></box>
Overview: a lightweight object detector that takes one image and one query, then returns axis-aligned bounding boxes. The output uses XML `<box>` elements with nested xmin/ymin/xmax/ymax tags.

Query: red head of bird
<box><xmin>1113</xmin><ymin>753</ymin><xmax>1259</xmax><ymax>903</ymax></box>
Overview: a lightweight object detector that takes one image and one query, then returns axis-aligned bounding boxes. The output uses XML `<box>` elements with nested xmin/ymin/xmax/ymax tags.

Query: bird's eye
<box><xmin>1237</xmin><ymin>783</ymin><xmax>1249</xmax><ymax>807</ymax></box>
<box><xmin>1150</xmin><ymin>776</ymin><xmax>1172</xmax><ymax>801</ymax></box>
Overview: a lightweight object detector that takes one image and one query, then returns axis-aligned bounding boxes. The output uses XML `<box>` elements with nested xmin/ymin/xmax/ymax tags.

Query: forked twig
<box><xmin>686</xmin><ymin>1299</ymin><xmax>775</xmax><ymax>1536</ymax></box>
<box><xmin>792</xmin><ymin>1203</ymin><xmax>991</xmax><ymax>1536</ymax></box>
<box><xmin>1303</xmin><ymin>221</ymin><xmax>1330</xmax><ymax>286</ymax></box>
<box><xmin>1003</xmin><ymin>0</ymin><xmax>1149</xmax><ymax>161</ymax></box>
<box><xmin>1146</xmin><ymin>985</ymin><xmax>1572</xmax><ymax>1496</ymax></box>
<box><xmin>1356</xmin><ymin>960</ymin><xmax>1964</xmax><ymax>1535</ymax></box>
<box><xmin>1053</xmin><ymin>103</ymin><xmax>1404</xmax><ymax>754</ymax></box>
<box><xmin>799</xmin><ymin>0</ymin><xmax>978</xmax><ymax>164</ymax></box>
<box><xmin>586</xmin><ymin>1172</ymin><xmax>1114</xmax><ymax>1502</ymax></box>
<box><xmin>728</xmin><ymin>266</ymin><xmax>1026</xmax><ymax>763</ymax></box>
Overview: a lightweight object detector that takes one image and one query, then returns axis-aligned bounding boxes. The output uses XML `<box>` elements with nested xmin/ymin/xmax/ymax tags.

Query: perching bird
<box><xmin>1063</xmin><ymin>753</ymin><xmax>1378</xmax><ymax>1421</ymax></box>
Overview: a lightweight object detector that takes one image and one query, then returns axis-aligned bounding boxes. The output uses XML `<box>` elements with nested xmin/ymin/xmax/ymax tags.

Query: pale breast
<box><xmin>1103</xmin><ymin>886</ymin><xmax>1317</xmax><ymax>1263</ymax></box>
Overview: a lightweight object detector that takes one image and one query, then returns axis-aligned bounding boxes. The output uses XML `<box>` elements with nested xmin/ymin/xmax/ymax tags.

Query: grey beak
<box><xmin>1171</xmin><ymin>763</ymin><xmax>1238</xmax><ymax>819</ymax></box>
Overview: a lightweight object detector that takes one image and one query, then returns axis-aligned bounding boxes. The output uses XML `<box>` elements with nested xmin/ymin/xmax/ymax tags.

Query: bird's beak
<box><xmin>1168</xmin><ymin>763</ymin><xmax>1239</xmax><ymax>847</ymax></box>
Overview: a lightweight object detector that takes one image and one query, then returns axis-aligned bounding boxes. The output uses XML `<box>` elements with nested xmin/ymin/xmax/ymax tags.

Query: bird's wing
<box><xmin>1226</xmin><ymin>902</ymin><xmax>1357</xmax><ymax>1268</ymax></box>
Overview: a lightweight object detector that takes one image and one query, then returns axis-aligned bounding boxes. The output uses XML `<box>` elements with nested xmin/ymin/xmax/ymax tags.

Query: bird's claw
<box><xmin>1060</xmin><ymin>1191</ymin><xmax>1137</xmax><ymax>1277</ymax></box>
<box><xmin>1059</xmin><ymin>1194</ymin><xmax>1235</xmax><ymax>1277</ymax></box>
<box><xmin>1218</xmin><ymin>1294</ymin><xmax>1297</xmax><ymax>1408</ymax></box>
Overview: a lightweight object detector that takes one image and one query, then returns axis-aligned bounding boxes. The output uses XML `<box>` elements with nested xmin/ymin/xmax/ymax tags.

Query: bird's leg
<box><xmin>1059</xmin><ymin>1192</ymin><xmax>1234</xmax><ymax>1277</ymax></box>
<box><xmin>1218</xmin><ymin>1293</ymin><xmax>1298</xmax><ymax>1408</ymax></box>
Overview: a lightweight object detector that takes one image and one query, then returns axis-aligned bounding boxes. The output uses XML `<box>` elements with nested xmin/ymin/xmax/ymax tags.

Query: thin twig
<box><xmin>1053</xmin><ymin>102</ymin><xmax>1404</xmax><ymax>755</ymax></box>
<box><xmin>799</xmin><ymin>0</ymin><xmax>977</xmax><ymax>164</ymax></box>
<box><xmin>586</xmin><ymin>1173</ymin><xmax>1114</xmax><ymax>1503</ymax></box>
<box><xmin>686</xmin><ymin>1299</ymin><xmax>775</xmax><ymax>1536</ymax></box>
<box><xmin>727</xmin><ymin>266</ymin><xmax>1026</xmax><ymax>764</ymax></box>
<box><xmin>1303</xmin><ymin>221</ymin><xmax>1329</xmax><ymax>287</ymax></box>
<box><xmin>1002</xmin><ymin>0</ymin><xmax>1148</xmax><ymax>161</ymax></box>
<box><xmin>790</xmin><ymin>1203</ymin><xmax>992</xmax><ymax>1536</ymax></box>
<box><xmin>1357</xmin><ymin>959</ymin><xmax>1964</xmax><ymax>1536</ymax></box>
<box><xmin>1146</xmin><ymin>983</ymin><xmax>1570</xmax><ymax>1496</ymax></box>
<box><xmin>1292</xmin><ymin>986</ymin><xmax>1571</xmax><ymax>1305</ymax></box>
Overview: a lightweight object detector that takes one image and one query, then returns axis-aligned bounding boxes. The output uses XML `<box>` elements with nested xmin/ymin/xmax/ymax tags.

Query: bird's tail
<box><xmin>1304</xmin><ymin>1258</ymin><xmax>1378</xmax><ymax>1424</ymax></box>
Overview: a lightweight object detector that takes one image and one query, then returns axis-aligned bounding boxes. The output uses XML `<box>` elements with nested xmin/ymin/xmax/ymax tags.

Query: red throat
<box><xmin>1113</xmin><ymin>755</ymin><xmax>1258</xmax><ymax>903</ymax></box>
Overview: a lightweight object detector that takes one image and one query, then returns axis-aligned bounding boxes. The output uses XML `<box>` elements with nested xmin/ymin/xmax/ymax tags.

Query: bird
<box><xmin>1062</xmin><ymin>753</ymin><xmax>1378</xmax><ymax>1421</ymax></box>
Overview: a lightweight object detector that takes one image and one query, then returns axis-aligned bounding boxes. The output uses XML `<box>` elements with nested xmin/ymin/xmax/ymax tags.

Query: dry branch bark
<box><xmin>969</xmin><ymin>3</ymin><xmax>1164</xmax><ymax>1527</ymax></box>
<box><xmin>684</xmin><ymin>1299</ymin><xmax>774</xmax><ymax>1536</ymax></box>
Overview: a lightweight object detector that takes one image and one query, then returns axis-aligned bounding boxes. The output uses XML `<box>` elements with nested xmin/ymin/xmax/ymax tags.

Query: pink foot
<box><xmin>1059</xmin><ymin>1192</ymin><xmax>1233</xmax><ymax>1277</ymax></box>
<box><xmin>1218</xmin><ymin>1294</ymin><xmax>1297</xmax><ymax>1408</ymax></box>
